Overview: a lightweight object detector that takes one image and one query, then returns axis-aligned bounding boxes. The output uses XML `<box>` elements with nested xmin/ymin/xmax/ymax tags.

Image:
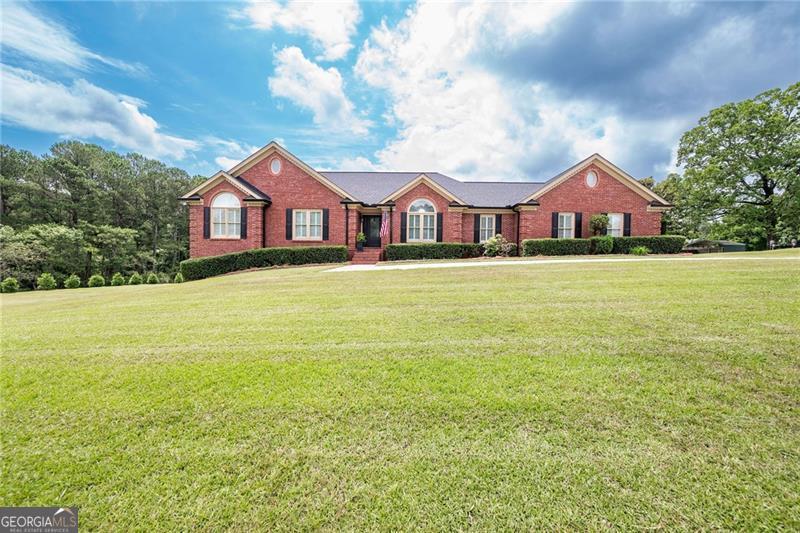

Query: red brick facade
<box><xmin>185</xmin><ymin>147</ymin><xmax>664</xmax><ymax>259</ymax></box>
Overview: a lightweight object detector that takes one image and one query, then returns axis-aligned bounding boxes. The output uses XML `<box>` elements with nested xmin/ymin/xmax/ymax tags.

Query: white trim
<box><xmin>292</xmin><ymin>209</ymin><xmax>323</xmax><ymax>241</ymax></box>
<box><xmin>407</xmin><ymin>198</ymin><xmax>437</xmax><ymax>242</ymax></box>
<box><xmin>182</xmin><ymin>171</ymin><xmax>256</xmax><ymax>199</ymax></box>
<box><xmin>227</xmin><ymin>141</ymin><xmax>352</xmax><ymax>199</ymax></box>
<box><xmin>521</xmin><ymin>154</ymin><xmax>670</xmax><ymax>205</ymax></box>
<box><xmin>479</xmin><ymin>214</ymin><xmax>495</xmax><ymax>243</ymax></box>
<box><xmin>557</xmin><ymin>212</ymin><xmax>575</xmax><ymax>239</ymax></box>
<box><xmin>379</xmin><ymin>174</ymin><xmax>466</xmax><ymax>205</ymax></box>
<box><xmin>607</xmin><ymin>212</ymin><xmax>623</xmax><ymax>237</ymax></box>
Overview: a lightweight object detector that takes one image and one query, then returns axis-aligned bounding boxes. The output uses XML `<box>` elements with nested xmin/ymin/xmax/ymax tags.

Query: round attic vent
<box><xmin>270</xmin><ymin>158</ymin><xmax>282</xmax><ymax>174</ymax></box>
<box><xmin>586</xmin><ymin>170</ymin><xmax>598</xmax><ymax>188</ymax></box>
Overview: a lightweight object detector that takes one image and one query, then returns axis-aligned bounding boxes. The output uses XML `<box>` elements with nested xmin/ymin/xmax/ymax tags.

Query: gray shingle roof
<box><xmin>320</xmin><ymin>171</ymin><xmax>545</xmax><ymax>207</ymax></box>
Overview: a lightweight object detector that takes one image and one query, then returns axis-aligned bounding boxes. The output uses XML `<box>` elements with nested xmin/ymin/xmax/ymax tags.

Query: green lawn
<box><xmin>2</xmin><ymin>251</ymin><xmax>799</xmax><ymax>530</ymax></box>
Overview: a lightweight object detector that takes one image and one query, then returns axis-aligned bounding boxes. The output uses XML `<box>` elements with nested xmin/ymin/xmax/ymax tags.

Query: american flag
<box><xmin>380</xmin><ymin>211</ymin><xmax>390</xmax><ymax>237</ymax></box>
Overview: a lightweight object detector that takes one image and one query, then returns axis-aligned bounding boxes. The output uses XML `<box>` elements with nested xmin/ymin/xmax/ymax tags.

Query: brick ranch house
<box><xmin>180</xmin><ymin>141</ymin><xmax>671</xmax><ymax>263</ymax></box>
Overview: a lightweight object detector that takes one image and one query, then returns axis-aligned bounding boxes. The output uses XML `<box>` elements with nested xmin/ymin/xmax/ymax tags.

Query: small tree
<box><xmin>173</xmin><ymin>272</ymin><xmax>184</xmax><ymax>283</ymax></box>
<box><xmin>1</xmin><ymin>277</ymin><xmax>20</xmax><ymax>293</ymax></box>
<box><xmin>110</xmin><ymin>272</ymin><xmax>125</xmax><ymax>286</ymax></box>
<box><xmin>146</xmin><ymin>273</ymin><xmax>159</xmax><ymax>284</ymax></box>
<box><xmin>36</xmin><ymin>272</ymin><xmax>57</xmax><ymax>290</ymax></box>
<box><xmin>589</xmin><ymin>214</ymin><xmax>609</xmax><ymax>236</ymax></box>
<box><xmin>64</xmin><ymin>274</ymin><xmax>81</xmax><ymax>289</ymax></box>
<box><xmin>87</xmin><ymin>274</ymin><xmax>105</xmax><ymax>287</ymax></box>
<box><xmin>483</xmin><ymin>234</ymin><xmax>517</xmax><ymax>257</ymax></box>
<box><xmin>128</xmin><ymin>272</ymin><xmax>143</xmax><ymax>285</ymax></box>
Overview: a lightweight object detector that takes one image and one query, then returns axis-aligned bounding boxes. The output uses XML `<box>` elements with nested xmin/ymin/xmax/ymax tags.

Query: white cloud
<box><xmin>268</xmin><ymin>46</ymin><xmax>370</xmax><ymax>135</ymax></box>
<box><xmin>0</xmin><ymin>65</ymin><xmax>198</xmax><ymax>159</ymax></box>
<box><xmin>204</xmin><ymin>137</ymin><xmax>261</xmax><ymax>169</ymax></box>
<box><xmin>234</xmin><ymin>0</ymin><xmax>361</xmax><ymax>61</ymax></box>
<box><xmin>0</xmin><ymin>2</ymin><xmax>145</xmax><ymax>75</ymax></box>
<box><xmin>353</xmin><ymin>1</ymin><xmax>697</xmax><ymax>180</ymax></box>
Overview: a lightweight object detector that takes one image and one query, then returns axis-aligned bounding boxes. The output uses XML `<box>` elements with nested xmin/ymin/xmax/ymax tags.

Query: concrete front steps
<box><xmin>351</xmin><ymin>248</ymin><xmax>383</xmax><ymax>264</ymax></box>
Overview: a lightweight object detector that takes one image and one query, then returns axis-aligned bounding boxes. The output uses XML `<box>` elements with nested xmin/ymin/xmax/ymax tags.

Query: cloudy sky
<box><xmin>1</xmin><ymin>1</ymin><xmax>798</xmax><ymax>181</ymax></box>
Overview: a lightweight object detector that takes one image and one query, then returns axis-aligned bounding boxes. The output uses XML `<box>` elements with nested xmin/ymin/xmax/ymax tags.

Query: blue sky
<box><xmin>1</xmin><ymin>1</ymin><xmax>798</xmax><ymax>181</ymax></box>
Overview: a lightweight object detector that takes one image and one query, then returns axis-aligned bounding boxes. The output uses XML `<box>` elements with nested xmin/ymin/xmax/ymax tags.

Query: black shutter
<box><xmin>203</xmin><ymin>207</ymin><xmax>210</xmax><ymax>239</ymax></box>
<box><xmin>240</xmin><ymin>207</ymin><xmax>248</xmax><ymax>239</ymax></box>
<box><xmin>285</xmin><ymin>208</ymin><xmax>293</xmax><ymax>240</ymax></box>
<box><xmin>660</xmin><ymin>220</ymin><xmax>667</xmax><ymax>235</ymax></box>
<box><xmin>623</xmin><ymin>213</ymin><xmax>632</xmax><ymax>236</ymax></box>
<box><xmin>602</xmin><ymin>212</ymin><xmax>608</xmax><ymax>235</ymax></box>
<box><xmin>574</xmin><ymin>212</ymin><xmax>582</xmax><ymax>238</ymax></box>
<box><xmin>436</xmin><ymin>213</ymin><xmax>443</xmax><ymax>242</ymax></box>
<box><xmin>495</xmin><ymin>214</ymin><xmax>502</xmax><ymax>237</ymax></box>
<box><xmin>551</xmin><ymin>212</ymin><xmax>559</xmax><ymax>238</ymax></box>
<box><xmin>322</xmin><ymin>208</ymin><xmax>329</xmax><ymax>240</ymax></box>
<box><xmin>473</xmin><ymin>214</ymin><xmax>481</xmax><ymax>243</ymax></box>
<box><xmin>400</xmin><ymin>212</ymin><xmax>407</xmax><ymax>243</ymax></box>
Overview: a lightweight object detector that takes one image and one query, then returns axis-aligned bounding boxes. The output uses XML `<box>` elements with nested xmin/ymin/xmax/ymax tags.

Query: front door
<box><xmin>362</xmin><ymin>215</ymin><xmax>381</xmax><ymax>247</ymax></box>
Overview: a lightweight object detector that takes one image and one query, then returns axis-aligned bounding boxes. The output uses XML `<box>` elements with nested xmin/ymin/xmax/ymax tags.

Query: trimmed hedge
<box><xmin>384</xmin><ymin>243</ymin><xmax>483</xmax><ymax>261</ymax></box>
<box><xmin>590</xmin><ymin>235</ymin><xmax>614</xmax><ymax>255</ymax></box>
<box><xmin>523</xmin><ymin>235</ymin><xmax>686</xmax><ymax>256</ymax></box>
<box><xmin>180</xmin><ymin>245</ymin><xmax>348</xmax><ymax>281</ymax></box>
<box><xmin>522</xmin><ymin>238</ymin><xmax>591</xmax><ymax>256</ymax></box>
<box><xmin>612</xmin><ymin>235</ymin><xmax>686</xmax><ymax>254</ymax></box>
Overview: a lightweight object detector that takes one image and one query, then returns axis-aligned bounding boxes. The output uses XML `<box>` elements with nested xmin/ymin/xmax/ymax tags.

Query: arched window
<box><xmin>408</xmin><ymin>199</ymin><xmax>436</xmax><ymax>241</ymax></box>
<box><xmin>211</xmin><ymin>192</ymin><xmax>241</xmax><ymax>238</ymax></box>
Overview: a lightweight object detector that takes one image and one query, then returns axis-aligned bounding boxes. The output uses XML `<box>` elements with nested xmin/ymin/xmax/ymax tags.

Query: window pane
<box><xmin>227</xmin><ymin>209</ymin><xmax>239</xmax><ymax>224</ymax></box>
<box><xmin>296</xmin><ymin>224</ymin><xmax>307</xmax><ymax>237</ymax></box>
<box><xmin>213</xmin><ymin>208</ymin><xmax>224</xmax><ymax>223</ymax></box>
<box><xmin>409</xmin><ymin>215</ymin><xmax>419</xmax><ymax>229</ymax></box>
<box><xmin>410</xmin><ymin>200</ymin><xmax>434</xmax><ymax>213</ymax></box>
<box><xmin>213</xmin><ymin>223</ymin><xmax>223</xmax><ymax>237</ymax></box>
<box><xmin>295</xmin><ymin>211</ymin><xmax>306</xmax><ymax>225</ymax></box>
<box><xmin>229</xmin><ymin>223</ymin><xmax>240</xmax><ymax>237</ymax></box>
<box><xmin>310</xmin><ymin>211</ymin><xmax>321</xmax><ymax>225</ymax></box>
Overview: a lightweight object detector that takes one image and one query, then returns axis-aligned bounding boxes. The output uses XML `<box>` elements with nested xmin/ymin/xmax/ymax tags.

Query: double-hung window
<box><xmin>607</xmin><ymin>213</ymin><xmax>623</xmax><ymax>237</ymax></box>
<box><xmin>293</xmin><ymin>209</ymin><xmax>323</xmax><ymax>240</ymax></box>
<box><xmin>408</xmin><ymin>199</ymin><xmax>436</xmax><ymax>241</ymax></box>
<box><xmin>557</xmin><ymin>213</ymin><xmax>574</xmax><ymax>238</ymax></box>
<box><xmin>211</xmin><ymin>192</ymin><xmax>241</xmax><ymax>238</ymax></box>
<box><xmin>479</xmin><ymin>215</ymin><xmax>495</xmax><ymax>242</ymax></box>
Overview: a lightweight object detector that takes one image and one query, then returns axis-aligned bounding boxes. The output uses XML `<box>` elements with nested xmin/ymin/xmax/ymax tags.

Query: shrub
<box><xmin>590</xmin><ymin>235</ymin><xmax>614</xmax><ymax>255</ymax></box>
<box><xmin>522</xmin><ymin>238</ymin><xmax>591</xmax><ymax>256</ymax></box>
<box><xmin>87</xmin><ymin>274</ymin><xmax>105</xmax><ymax>287</ymax></box>
<box><xmin>173</xmin><ymin>272</ymin><xmax>184</xmax><ymax>283</ymax></box>
<box><xmin>1</xmin><ymin>277</ymin><xmax>20</xmax><ymax>293</ymax></box>
<box><xmin>64</xmin><ymin>274</ymin><xmax>81</xmax><ymax>289</ymax></box>
<box><xmin>110</xmin><ymin>272</ymin><xmax>125</xmax><ymax>286</ymax></box>
<box><xmin>146</xmin><ymin>273</ymin><xmax>159</xmax><ymax>284</ymax></box>
<box><xmin>128</xmin><ymin>272</ymin><xmax>143</xmax><ymax>285</ymax></box>
<box><xmin>589</xmin><ymin>214</ymin><xmax>609</xmax><ymax>236</ymax></box>
<box><xmin>180</xmin><ymin>246</ymin><xmax>348</xmax><ymax>281</ymax></box>
<box><xmin>630</xmin><ymin>246</ymin><xmax>650</xmax><ymax>256</ymax></box>
<box><xmin>384</xmin><ymin>243</ymin><xmax>483</xmax><ymax>261</ymax></box>
<box><xmin>36</xmin><ymin>272</ymin><xmax>57</xmax><ymax>290</ymax></box>
<box><xmin>483</xmin><ymin>234</ymin><xmax>517</xmax><ymax>257</ymax></box>
<box><xmin>611</xmin><ymin>235</ymin><xmax>686</xmax><ymax>254</ymax></box>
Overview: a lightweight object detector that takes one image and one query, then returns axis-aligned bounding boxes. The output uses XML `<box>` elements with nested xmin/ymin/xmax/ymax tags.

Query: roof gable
<box><xmin>522</xmin><ymin>154</ymin><xmax>670</xmax><ymax>205</ymax></box>
<box><xmin>180</xmin><ymin>171</ymin><xmax>270</xmax><ymax>201</ymax></box>
<box><xmin>229</xmin><ymin>141</ymin><xmax>352</xmax><ymax>199</ymax></box>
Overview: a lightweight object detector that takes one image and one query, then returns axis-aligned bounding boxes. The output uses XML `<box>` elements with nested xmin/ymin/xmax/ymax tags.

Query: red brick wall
<box><xmin>519</xmin><ymin>163</ymin><xmax>661</xmax><ymax>240</ymax></box>
<box><xmin>392</xmin><ymin>183</ymin><xmax>461</xmax><ymax>243</ymax></box>
<box><xmin>189</xmin><ymin>153</ymin><xmax>350</xmax><ymax>257</ymax></box>
<box><xmin>240</xmin><ymin>153</ymin><xmax>348</xmax><ymax>248</ymax></box>
<box><xmin>460</xmin><ymin>212</ymin><xmax>518</xmax><ymax>244</ymax></box>
<box><xmin>189</xmin><ymin>182</ymin><xmax>265</xmax><ymax>258</ymax></box>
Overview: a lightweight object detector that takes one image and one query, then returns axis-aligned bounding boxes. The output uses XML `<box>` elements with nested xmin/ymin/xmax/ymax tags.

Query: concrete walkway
<box><xmin>325</xmin><ymin>254</ymin><xmax>799</xmax><ymax>273</ymax></box>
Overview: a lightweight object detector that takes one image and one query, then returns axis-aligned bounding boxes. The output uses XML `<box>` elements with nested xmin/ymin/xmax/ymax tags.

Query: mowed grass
<box><xmin>2</xmin><ymin>251</ymin><xmax>799</xmax><ymax>530</ymax></box>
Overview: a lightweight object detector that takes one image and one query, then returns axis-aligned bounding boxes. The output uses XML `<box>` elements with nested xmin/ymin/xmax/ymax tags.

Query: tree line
<box><xmin>1</xmin><ymin>141</ymin><xmax>203</xmax><ymax>288</ymax></box>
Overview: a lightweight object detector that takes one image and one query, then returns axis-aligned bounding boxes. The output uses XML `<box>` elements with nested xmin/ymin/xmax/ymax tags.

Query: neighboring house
<box><xmin>180</xmin><ymin>141</ymin><xmax>671</xmax><ymax>262</ymax></box>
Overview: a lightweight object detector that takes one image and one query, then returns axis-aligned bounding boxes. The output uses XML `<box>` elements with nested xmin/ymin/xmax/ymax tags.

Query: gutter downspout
<box><xmin>345</xmin><ymin>204</ymin><xmax>349</xmax><ymax>246</ymax></box>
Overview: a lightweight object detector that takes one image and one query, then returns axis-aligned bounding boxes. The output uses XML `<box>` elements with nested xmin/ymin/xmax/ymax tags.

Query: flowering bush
<box><xmin>483</xmin><ymin>234</ymin><xmax>517</xmax><ymax>257</ymax></box>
